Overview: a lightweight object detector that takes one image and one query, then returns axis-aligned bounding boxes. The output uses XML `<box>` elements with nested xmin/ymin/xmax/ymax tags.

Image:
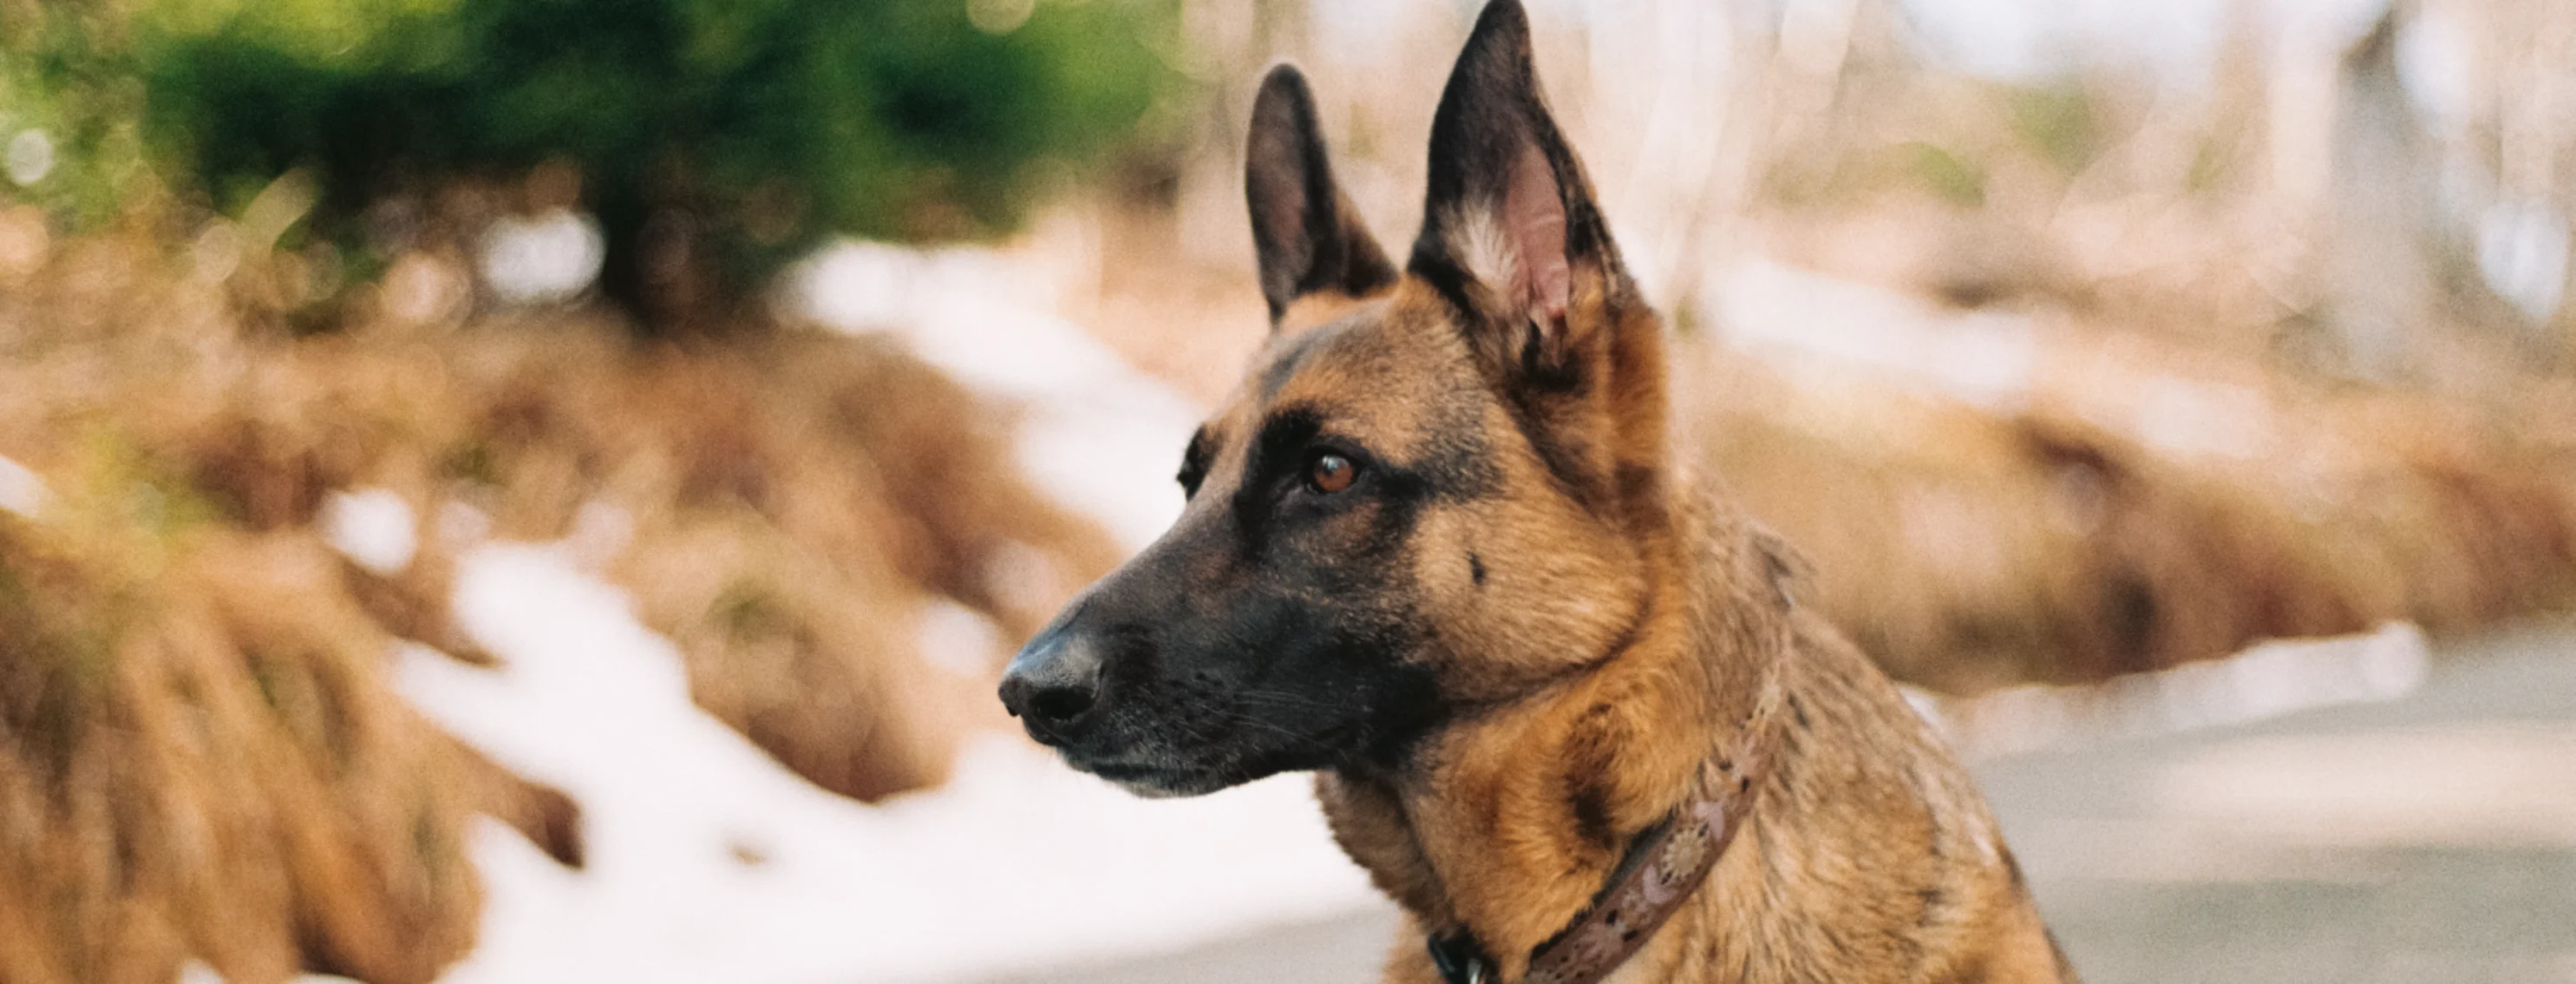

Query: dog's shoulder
<box><xmin>1688</xmin><ymin>612</ymin><xmax>2072</xmax><ymax>982</ymax></box>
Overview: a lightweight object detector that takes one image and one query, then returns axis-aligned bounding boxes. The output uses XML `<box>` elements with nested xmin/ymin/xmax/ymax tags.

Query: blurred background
<box><xmin>3</xmin><ymin>0</ymin><xmax>2573</xmax><ymax>981</ymax></box>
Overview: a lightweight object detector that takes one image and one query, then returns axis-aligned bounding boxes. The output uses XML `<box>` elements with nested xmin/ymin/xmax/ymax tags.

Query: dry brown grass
<box><xmin>1687</xmin><ymin>331</ymin><xmax>2576</xmax><ymax>693</ymax></box>
<box><xmin>0</xmin><ymin>496</ymin><xmax>487</xmax><ymax>984</ymax></box>
<box><xmin>0</xmin><ymin>216</ymin><xmax>1118</xmax><ymax>980</ymax></box>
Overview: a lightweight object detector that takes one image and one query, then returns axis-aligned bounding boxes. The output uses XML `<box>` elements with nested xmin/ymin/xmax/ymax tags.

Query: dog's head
<box><xmin>1001</xmin><ymin>0</ymin><xmax>1675</xmax><ymax>797</ymax></box>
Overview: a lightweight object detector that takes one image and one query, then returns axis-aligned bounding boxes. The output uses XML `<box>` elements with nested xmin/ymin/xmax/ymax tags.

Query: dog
<box><xmin>1000</xmin><ymin>3</ymin><xmax>2078</xmax><ymax>981</ymax></box>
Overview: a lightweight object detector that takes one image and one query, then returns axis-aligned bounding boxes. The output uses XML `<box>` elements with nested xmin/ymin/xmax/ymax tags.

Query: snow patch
<box><xmin>320</xmin><ymin>489</ymin><xmax>418</xmax><ymax>575</ymax></box>
<box><xmin>1710</xmin><ymin>259</ymin><xmax>2038</xmax><ymax>412</ymax></box>
<box><xmin>1915</xmin><ymin>621</ymin><xmax>2431</xmax><ymax>760</ymax></box>
<box><xmin>403</xmin><ymin>544</ymin><xmax>1373</xmax><ymax>984</ymax></box>
<box><xmin>0</xmin><ymin>455</ymin><xmax>47</xmax><ymax>518</ymax></box>
<box><xmin>795</xmin><ymin>241</ymin><xmax>1198</xmax><ymax>551</ymax></box>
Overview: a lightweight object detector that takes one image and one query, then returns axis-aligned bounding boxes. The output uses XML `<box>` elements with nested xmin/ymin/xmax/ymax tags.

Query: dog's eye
<box><xmin>1305</xmin><ymin>452</ymin><xmax>1357</xmax><ymax>494</ymax></box>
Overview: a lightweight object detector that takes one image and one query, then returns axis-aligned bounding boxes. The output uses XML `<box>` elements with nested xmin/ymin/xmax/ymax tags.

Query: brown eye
<box><xmin>1306</xmin><ymin>452</ymin><xmax>1357</xmax><ymax>494</ymax></box>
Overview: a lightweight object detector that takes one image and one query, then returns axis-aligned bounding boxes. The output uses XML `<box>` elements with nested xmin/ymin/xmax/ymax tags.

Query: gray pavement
<box><xmin>1989</xmin><ymin>623</ymin><xmax>2576</xmax><ymax>983</ymax></box>
<box><xmin>991</xmin><ymin>624</ymin><xmax>2576</xmax><ymax>983</ymax></box>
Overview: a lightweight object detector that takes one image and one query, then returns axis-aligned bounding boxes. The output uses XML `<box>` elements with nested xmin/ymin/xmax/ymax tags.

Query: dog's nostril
<box><xmin>1029</xmin><ymin>686</ymin><xmax>1095</xmax><ymax>724</ymax></box>
<box><xmin>1002</xmin><ymin>627</ymin><xmax>1109</xmax><ymax>739</ymax></box>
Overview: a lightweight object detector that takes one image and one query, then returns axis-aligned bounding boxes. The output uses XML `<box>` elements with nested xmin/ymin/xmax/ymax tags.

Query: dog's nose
<box><xmin>999</xmin><ymin>627</ymin><xmax>1106</xmax><ymax>744</ymax></box>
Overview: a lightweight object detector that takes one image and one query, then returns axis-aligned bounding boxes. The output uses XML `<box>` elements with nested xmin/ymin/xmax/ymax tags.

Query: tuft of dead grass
<box><xmin>0</xmin><ymin>491</ymin><xmax>488</xmax><ymax>984</ymax></box>
<box><xmin>1</xmin><ymin>216</ymin><xmax>1117</xmax><ymax>979</ymax></box>
<box><xmin>1689</xmin><ymin>332</ymin><xmax>2576</xmax><ymax>693</ymax></box>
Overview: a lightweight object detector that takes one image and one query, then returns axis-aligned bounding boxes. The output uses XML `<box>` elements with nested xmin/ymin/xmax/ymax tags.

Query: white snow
<box><xmin>1710</xmin><ymin>259</ymin><xmax>2040</xmax><ymax>412</ymax></box>
<box><xmin>0</xmin><ymin>455</ymin><xmax>46</xmax><ymax>518</ymax></box>
<box><xmin>402</xmin><ymin>544</ymin><xmax>1374</xmax><ymax>984</ymax></box>
<box><xmin>1914</xmin><ymin>620</ymin><xmax>2431</xmax><ymax>760</ymax></box>
<box><xmin>794</xmin><ymin>241</ymin><xmax>1199</xmax><ymax>551</ymax></box>
<box><xmin>320</xmin><ymin>489</ymin><xmax>419</xmax><ymax>575</ymax></box>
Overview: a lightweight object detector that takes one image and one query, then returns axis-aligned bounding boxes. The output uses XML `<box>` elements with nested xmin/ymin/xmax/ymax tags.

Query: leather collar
<box><xmin>1427</xmin><ymin>673</ymin><xmax>1784</xmax><ymax>984</ymax></box>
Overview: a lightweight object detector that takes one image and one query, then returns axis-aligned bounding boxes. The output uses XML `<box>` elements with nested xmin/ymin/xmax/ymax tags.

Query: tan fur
<box><xmin>1278</xmin><ymin>292</ymin><xmax>1383</xmax><ymax>337</ymax></box>
<box><xmin>1136</xmin><ymin>8</ymin><xmax>2076</xmax><ymax>979</ymax></box>
<box><xmin>1190</xmin><ymin>272</ymin><xmax>2072</xmax><ymax>981</ymax></box>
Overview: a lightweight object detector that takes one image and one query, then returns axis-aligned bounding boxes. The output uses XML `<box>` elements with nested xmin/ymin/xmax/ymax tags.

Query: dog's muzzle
<box><xmin>998</xmin><ymin>624</ymin><xmax>1107</xmax><ymax>745</ymax></box>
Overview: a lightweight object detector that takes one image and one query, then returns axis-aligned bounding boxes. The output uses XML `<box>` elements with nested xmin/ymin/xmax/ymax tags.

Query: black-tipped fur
<box><xmin>1410</xmin><ymin>0</ymin><xmax>1628</xmax><ymax>342</ymax></box>
<box><xmin>1246</xmin><ymin>64</ymin><xmax>1398</xmax><ymax>324</ymax></box>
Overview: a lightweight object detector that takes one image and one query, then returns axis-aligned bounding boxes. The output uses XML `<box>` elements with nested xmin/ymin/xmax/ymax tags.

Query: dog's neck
<box><xmin>1319</xmin><ymin>492</ymin><xmax>1794</xmax><ymax>981</ymax></box>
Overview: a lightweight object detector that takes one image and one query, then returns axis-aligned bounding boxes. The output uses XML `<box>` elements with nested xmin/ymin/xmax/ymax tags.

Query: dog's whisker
<box><xmin>1207</xmin><ymin>706</ymin><xmax>1311</xmax><ymax>742</ymax></box>
<box><xmin>1228</xmin><ymin>689</ymin><xmax>1350</xmax><ymax>712</ymax></box>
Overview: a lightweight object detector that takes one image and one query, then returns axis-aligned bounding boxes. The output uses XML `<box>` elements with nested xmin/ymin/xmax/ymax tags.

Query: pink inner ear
<box><xmin>1503</xmin><ymin>141</ymin><xmax>1570</xmax><ymax>323</ymax></box>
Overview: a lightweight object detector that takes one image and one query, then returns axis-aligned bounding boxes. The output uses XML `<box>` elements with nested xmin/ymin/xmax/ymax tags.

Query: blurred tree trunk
<box><xmin>594</xmin><ymin>184</ymin><xmax>742</xmax><ymax>337</ymax></box>
<box><xmin>2320</xmin><ymin>10</ymin><xmax>2440</xmax><ymax>382</ymax></box>
<box><xmin>2457</xmin><ymin>0</ymin><xmax>2576</xmax><ymax>365</ymax></box>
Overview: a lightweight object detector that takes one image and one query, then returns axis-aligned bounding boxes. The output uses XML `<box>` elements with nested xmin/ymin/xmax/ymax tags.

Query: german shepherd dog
<box><xmin>1001</xmin><ymin>3</ymin><xmax>2076</xmax><ymax>981</ymax></box>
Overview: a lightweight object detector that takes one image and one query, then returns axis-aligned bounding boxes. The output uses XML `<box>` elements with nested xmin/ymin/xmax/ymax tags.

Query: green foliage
<box><xmin>5</xmin><ymin>0</ymin><xmax>1181</xmax><ymax>322</ymax></box>
<box><xmin>1898</xmin><ymin>141</ymin><xmax>1985</xmax><ymax>207</ymax></box>
<box><xmin>2005</xmin><ymin>83</ymin><xmax>2102</xmax><ymax>176</ymax></box>
<box><xmin>0</xmin><ymin>3</ymin><xmax>156</xmax><ymax>226</ymax></box>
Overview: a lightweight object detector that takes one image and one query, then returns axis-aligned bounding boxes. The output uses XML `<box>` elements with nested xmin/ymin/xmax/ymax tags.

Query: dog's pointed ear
<box><xmin>1412</xmin><ymin>2</ymin><xmax>1667</xmax><ymax>528</ymax></box>
<box><xmin>1246</xmin><ymin>63</ymin><xmax>1396</xmax><ymax>326</ymax></box>
<box><xmin>1410</xmin><ymin>0</ymin><xmax>1629</xmax><ymax>371</ymax></box>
